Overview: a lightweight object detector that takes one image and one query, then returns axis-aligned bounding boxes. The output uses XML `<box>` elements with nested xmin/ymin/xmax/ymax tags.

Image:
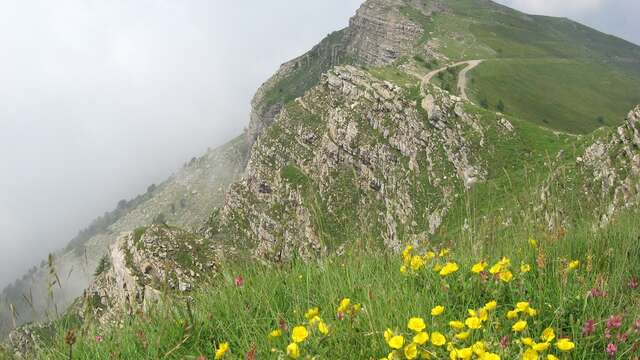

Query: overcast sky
<box><xmin>0</xmin><ymin>0</ymin><xmax>638</xmax><ymax>289</ymax></box>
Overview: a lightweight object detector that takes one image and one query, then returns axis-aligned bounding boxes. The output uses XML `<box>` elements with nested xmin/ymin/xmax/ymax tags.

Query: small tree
<box><xmin>480</xmin><ymin>98</ymin><xmax>489</xmax><ymax>109</ymax></box>
<box><xmin>596</xmin><ymin>116</ymin><xmax>605</xmax><ymax>124</ymax></box>
<box><xmin>497</xmin><ymin>100</ymin><xmax>505</xmax><ymax>113</ymax></box>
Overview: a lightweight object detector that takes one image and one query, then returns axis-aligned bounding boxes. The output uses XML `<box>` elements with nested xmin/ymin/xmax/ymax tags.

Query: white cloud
<box><xmin>501</xmin><ymin>0</ymin><xmax>604</xmax><ymax>15</ymax></box>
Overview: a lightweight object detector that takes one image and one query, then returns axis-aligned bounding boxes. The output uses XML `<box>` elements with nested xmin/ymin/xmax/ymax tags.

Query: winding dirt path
<box><xmin>420</xmin><ymin>59</ymin><xmax>484</xmax><ymax>102</ymax></box>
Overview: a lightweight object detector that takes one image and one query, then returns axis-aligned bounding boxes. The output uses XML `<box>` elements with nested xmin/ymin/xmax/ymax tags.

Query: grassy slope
<box><xmin>31</xmin><ymin>206</ymin><xmax>640</xmax><ymax>359</ymax></box>
<box><xmin>403</xmin><ymin>0</ymin><xmax>640</xmax><ymax>134</ymax></box>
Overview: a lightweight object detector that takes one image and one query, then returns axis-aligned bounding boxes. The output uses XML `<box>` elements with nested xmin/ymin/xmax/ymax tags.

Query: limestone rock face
<box><xmin>81</xmin><ymin>225</ymin><xmax>223</xmax><ymax>326</ymax></box>
<box><xmin>221</xmin><ymin>66</ymin><xmax>488</xmax><ymax>261</ymax></box>
<box><xmin>245</xmin><ymin>0</ymin><xmax>434</xmax><ymax>150</ymax></box>
<box><xmin>345</xmin><ymin>0</ymin><xmax>424</xmax><ymax>66</ymax></box>
<box><xmin>542</xmin><ymin>105</ymin><xmax>640</xmax><ymax>230</ymax></box>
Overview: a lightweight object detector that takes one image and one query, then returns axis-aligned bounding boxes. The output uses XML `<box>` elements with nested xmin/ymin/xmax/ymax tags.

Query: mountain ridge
<box><xmin>3</xmin><ymin>0</ymin><xmax>640</xmax><ymax>357</ymax></box>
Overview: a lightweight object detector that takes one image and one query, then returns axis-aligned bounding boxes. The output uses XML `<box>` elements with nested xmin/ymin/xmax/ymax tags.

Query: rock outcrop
<box><xmin>221</xmin><ymin>65</ymin><xmax>489</xmax><ymax>261</ymax></box>
<box><xmin>344</xmin><ymin>0</ymin><xmax>424</xmax><ymax>66</ymax></box>
<box><xmin>81</xmin><ymin>225</ymin><xmax>224</xmax><ymax>326</ymax></box>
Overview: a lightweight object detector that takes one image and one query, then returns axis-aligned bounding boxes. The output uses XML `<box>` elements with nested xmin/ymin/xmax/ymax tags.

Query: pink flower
<box><xmin>234</xmin><ymin>275</ymin><xmax>244</xmax><ymax>287</ymax></box>
<box><xmin>95</xmin><ymin>335</ymin><xmax>103</xmax><ymax>343</ymax></box>
<box><xmin>616</xmin><ymin>332</ymin><xmax>629</xmax><ymax>343</ymax></box>
<box><xmin>196</xmin><ymin>356</ymin><xmax>206</xmax><ymax>360</ymax></box>
<box><xmin>629</xmin><ymin>277</ymin><xmax>639</xmax><ymax>290</ymax></box>
<box><xmin>337</xmin><ymin>312</ymin><xmax>345</xmax><ymax>321</ymax></box>
<box><xmin>607</xmin><ymin>315</ymin><xmax>623</xmax><ymax>329</ymax></box>
<box><xmin>606</xmin><ymin>343</ymin><xmax>617</xmax><ymax>358</ymax></box>
<box><xmin>499</xmin><ymin>335</ymin><xmax>509</xmax><ymax>349</ymax></box>
<box><xmin>634</xmin><ymin>318</ymin><xmax>640</xmax><ymax>331</ymax></box>
<box><xmin>605</xmin><ymin>328</ymin><xmax>612</xmax><ymax>339</ymax></box>
<box><xmin>582</xmin><ymin>319</ymin><xmax>596</xmax><ymax>336</ymax></box>
<box><xmin>589</xmin><ymin>288</ymin><xmax>608</xmax><ymax>298</ymax></box>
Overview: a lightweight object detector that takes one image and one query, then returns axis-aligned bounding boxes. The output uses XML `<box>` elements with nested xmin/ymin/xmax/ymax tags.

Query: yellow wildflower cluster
<box><xmin>270</xmin><ymin>299</ymin><xmax>361</xmax><ymax>358</ymax></box>
<box><xmin>382</xmin><ymin>245</ymin><xmax>579</xmax><ymax>360</ymax></box>
<box><xmin>520</xmin><ymin>327</ymin><xmax>575</xmax><ymax>359</ymax></box>
<box><xmin>401</xmin><ymin>245</ymin><xmax>459</xmax><ymax>277</ymax></box>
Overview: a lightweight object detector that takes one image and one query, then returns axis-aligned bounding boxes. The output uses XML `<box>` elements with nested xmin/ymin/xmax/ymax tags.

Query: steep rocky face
<box><xmin>578</xmin><ymin>106</ymin><xmax>640</xmax><ymax>224</ymax></box>
<box><xmin>221</xmin><ymin>65</ymin><xmax>495</xmax><ymax>261</ymax></box>
<box><xmin>245</xmin><ymin>0</ymin><xmax>434</xmax><ymax>150</ymax></box>
<box><xmin>81</xmin><ymin>225</ymin><xmax>224</xmax><ymax>326</ymax></box>
<box><xmin>344</xmin><ymin>0</ymin><xmax>424</xmax><ymax>66</ymax></box>
<box><xmin>538</xmin><ymin>106</ymin><xmax>640</xmax><ymax>231</ymax></box>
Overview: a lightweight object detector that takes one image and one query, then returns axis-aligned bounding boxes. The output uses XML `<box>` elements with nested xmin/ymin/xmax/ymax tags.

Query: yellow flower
<box><xmin>337</xmin><ymin>298</ymin><xmax>351</xmax><ymax>313</ymax></box>
<box><xmin>465</xmin><ymin>317</ymin><xmax>482</xmax><ymax>330</ymax></box>
<box><xmin>268</xmin><ymin>329</ymin><xmax>282</xmax><ymax>338</ymax></box>
<box><xmin>449</xmin><ymin>320</ymin><xmax>465</xmax><ymax>330</ymax></box>
<box><xmin>471</xmin><ymin>261</ymin><xmax>488</xmax><ymax>273</ymax></box>
<box><xmin>529</xmin><ymin>238</ymin><xmax>538</xmax><ymax>249</ymax></box>
<box><xmin>431</xmin><ymin>305</ymin><xmax>445</xmax><ymax>316</ymax></box>
<box><xmin>546</xmin><ymin>355</ymin><xmax>559</xmax><ymax>360</ymax></box>
<box><xmin>388</xmin><ymin>335</ymin><xmax>405</xmax><ymax>350</ymax></box>
<box><xmin>413</xmin><ymin>331</ymin><xmax>429</xmax><ymax>345</ymax></box>
<box><xmin>214</xmin><ymin>342</ymin><xmax>229</xmax><ymax>359</ymax></box>
<box><xmin>402</xmin><ymin>245</ymin><xmax>413</xmax><ymax>262</ymax></box>
<box><xmin>404</xmin><ymin>342</ymin><xmax>418</xmax><ymax>359</ymax></box>
<box><xmin>499</xmin><ymin>270</ymin><xmax>514</xmax><ymax>282</ymax></box>
<box><xmin>318</xmin><ymin>321</ymin><xmax>329</xmax><ymax>335</ymax></box>
<box><xmin>431</xmin><ymin>332</ymin><xmax>446</xmax><ymax>346</ymax></box>
<box><xmin>506</xmin><ymin>310</ymin><xmax>519</xmax><ymax>319</ymax></box>
<box><xmin>568</xmin><ymin>260</ymin><xmax>580</xmax><ymax>270</ymax></box>
<box><xmin>286</xmin><ymin>342</ymin><xmax>300</xmax><ymax>359</ymax></box>
<box><xmin>305</xmin><ymin>307</ymin><xmax>319</xmax><ymax>320</ymax></box>
<box><xmin>526</xmin><ymin>307</ymin><xmax>538</xmax><ymax>317</ymax></box>
<box><xmin>384</xmin><ymin>328</ymin><xmax>394</xmax><ymax>343</ymax></box>
<box><xmin>472</xmin><ymin>341</ymin><xmax>486</xmax><ymax>355</ymax></box>
<box><xmin>408</xmin><ymin>317</ymin><xmax>427</xmax><ymax>332</ymax></box>
<box><xmin>411</xmin><ymin>256</ymin><xmax>425</xmax><ymax>271</ymax></box>
<box><xmin>483</xmin><ymin>300</ymin><xmax>497</xmax><ymax>311</ymax></box>
<box><xmin>516</xmin><ymin>302</ymin><xmax>530</xmax><ymax>312</ymax></box>
<box><xmin>400</xmin><ymin>265</ymin><xmax>408</xmax><ymax>274</ymax></box>
<box><xmin>439</xmin><ymin>248</ymin><xmax>450</xmax><ymax>257</ymax></box>
<box><xmin>439</xmin><ymin>262</ymin><xmax>459</xmax><ymax>276</ymax></box>
<box><xmin>455</xmin><ymin>331</ymin><xmax>470</xmax><ymax>340</ymax></box>
<box><xmin>522</xmin><ymin>348</ymin><xmax>538</xmax><ymax>360</ymax></box>
<box><xmin>541</xmin><ymin>327</ymin><xmax>555</xmax><ymax>342</ymax></box>
<box><xmin>532</xmin><ymin>342</ymin><xmax>550</xmax><ymax>352</ymax></box>
<box><xmin>352</xmin><ymin>303</ymin><xmax>362</xmax><ymax>313</ymax></box>
<box><xmin>425</xmin><ymin>251</ymin><xmax>436</xmax><ymax>259</ymax></box>
<box><xmin>521</xmin><ymin>337</ymin><xmax>534</xmax><ymax>346</ymax></box>
<box><xmin>291</xmin><ymin>326</ymin><xmax>308</xmax><ymax>343</ymax></box>
<box><xmin>489</xmin><ymin>263</ymin><xmax>503</xmax><ymax>275</ymax></box>
<box><xmin>457</xmin><ymin>347</ymin><xmax>473</xmax><ymax>360</ymax></box>
<box><xmin>520</xmin><ymin>263</ymin><xmax>531</xmax><ymax>273</ymax></box>
<box><xmin>478</xmin><ymin>308</ymin><xmax>489</xmax><ymax>321</ymax></box>
<box><xmin>512</xmin><ymin>320</ymin><xmax>527</xmax><ymax>332</ymax></box>
<box><xmin>555</xmin><ymin>338</ymin><xmax>575</xmax><ymax>352</ymax></box>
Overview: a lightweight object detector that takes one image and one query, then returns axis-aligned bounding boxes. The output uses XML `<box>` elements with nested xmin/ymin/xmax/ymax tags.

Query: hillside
<box><xmin>2</xmin><ymin>0</ymin><xmax>640</xmax><ymax>359</ymax></box>
<box><xmin>0</xmin><ymin>136</ymin><xmax>248</xmax><ymax>339</ymax></box>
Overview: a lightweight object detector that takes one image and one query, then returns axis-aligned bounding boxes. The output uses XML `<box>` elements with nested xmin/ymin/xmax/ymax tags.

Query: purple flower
<box><xmin>606</xmin><ymin>343</ymin><xmax>617</xmax><ymax>358</ymax></box>
<box><xmin>629</xmin><ymin>277</ymin><xmax>639</xmax><ymax>290</ymax></box>
<box><xmin>634</xmin><ymin>318</ymin><xmax>640</xmax><ymax>331</ymax></box>
<box><xmin>582</xmin><ymin>319</ymin><xmax>596</xmax><ymax>336</ymax></box>
<box><xmin>607</xmin><ymin>315</ymin><xmax>623</xmax><ymax>329</ymax></box>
